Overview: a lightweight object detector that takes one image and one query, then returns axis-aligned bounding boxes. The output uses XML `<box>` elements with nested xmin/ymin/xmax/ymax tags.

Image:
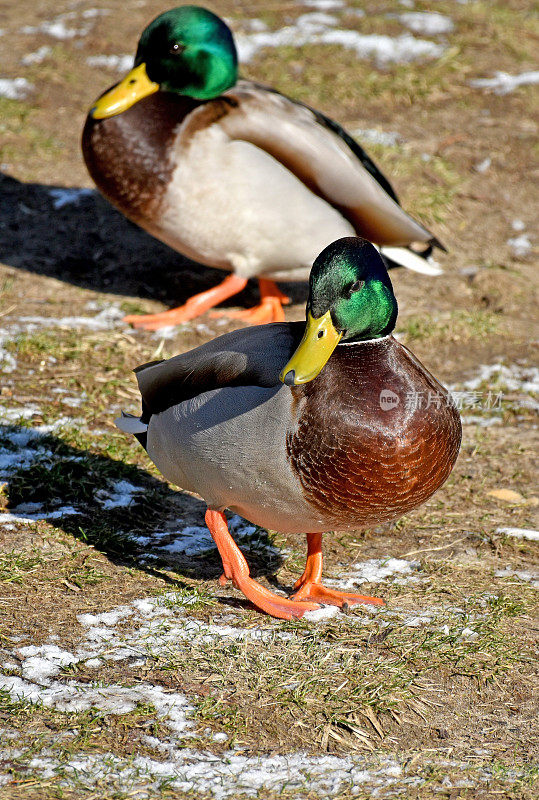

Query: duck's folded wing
<box><xmin>180</xmin><ymin>81</ymin><xmax>436</xmax><ymax>248</ymax></box>
<box><xmin>134</xmin><ymin>322</ymin><xmax>303</xmax><ymax>416</ymax></box>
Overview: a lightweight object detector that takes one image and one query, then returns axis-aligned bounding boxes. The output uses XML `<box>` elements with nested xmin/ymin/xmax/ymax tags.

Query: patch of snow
<box><xmin>0</xmin><ymin>743</ymin><xmax>409</xmax><ymax>797</ymax></box>
<box><xmin>494</xmin><ymin>566</ymin><xmax>539</xmax><ymax>587</ymax></box>
<box><xmin>474</xmin><ymin>157</ymin><xmax>491</xmax><ymax>173</ymax></box>
<box><xmin>303</xmin><ymin>0</ymin><xmax>345</xmax><ymax>9</ymax></box>
<box><xmin>21</xmin><ymin>46</ymin><xmax>52</xmax><ymax>66</ymax></box>
<box><xmin>21</xmin><ymin>9</ymin><xmax>107</xmax><ymax>40</ymax></box>
<box><xmin>304</xmin><ymin>605</ymin><xmax>340</xmax><ymax>622</ymax></box>
<box><xmin>81</xmin><ymin>9</ymin><xmax>111</xmax><ymax>19</ymax></box>
<box><xmin>48</xmin><ymin>187</ymin><xmax>95</xmax><ymax>209</ymax></box>
<box><xmin>151</xmin><ymin>515</ymin><xmax>271</xmax><ymax>559</ymax></box>
<box><xmin>86</xmin><ymin>54</ymin><xmax>133</xmax><ymax>72</ymax></box>
<box><xmin>462</xmin><ymin>363</ymin><xmax>539</xmax><ymax>394</ymax></box>
<box><xmin>18</xmin><ymin>305</ymin><xmax>125</xmax><ymax>331</ymax></box>
<box><xmin>496</xmin><ymin>527</ymin><xmax>539</xmax><ymax>542</ymax></box>
<box><xmin>470</xmin><ymin>70</ymin><xmax>539</xmax><ymax>95</ymax></box>
<box><xmin>0</xmin><ymin>507</ymin><xmax>81</xmax><ymax>525</ymax></box>
<box><xmin>0</xmin><ymin>78</ymin><xmax>34</xmax><ymax>100</ymax></box>
<box><xmin>511</xmin><ymin>219</ymin><xmax>526</xmax><ymax>232</ymax></box>
<box><xmin>95</xmin><ymin>479</ymin><xmax>144</xmax><ymax>510</ymax></box>
<box><xmin>17</xmin><ymin>645</ymin><xmax>78</xmax><ymax>683</ymax></box>
<box><xmin>507</xmin><ymin>233</ymin><xmax>532</xmax><ymax>258</ymax></box>
<box><xmin>352</xmin><ymin>127</ymin><xmax>402</xmax><ymax>147</ymax></box>
<box><xmin>150</xmin><ymin>325</ymin><xmax>178</xmax><ymax>340</ymax></box>
<box><xmin>460</xmin><ymin>415</ymin><xmax>502</xmax><ymax>427</ymax></box>
<box><xmin>78</xmin><ymin>606</ymin><xmax>134</xmax><ymax>628</ymax></box>
<box><xmin>397</xmin><ymin>12</ymin><xmax>454</xmax><ymax>35</ymax></box>
<box><xmin>317</xmin><ymin>30</ymin><xmax>444</xmax><ymax>66</ymax></box>
<box><xmin>0</xmin><ymin>674</ymin><xmax>193</xmax><ymax>736</ymax></box>
<box><xmin>236</xmin><ymin>9</ymin><xmax>445</xmax><ymax>65</ymax></box>
<box><xmin>328</xmin><ymin>558</ymin><xmax>420</xmax><ymax>590</ymax></box>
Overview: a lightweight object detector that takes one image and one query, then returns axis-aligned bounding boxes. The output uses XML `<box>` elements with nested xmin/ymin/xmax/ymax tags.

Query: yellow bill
<box><xmin>90</xmin><ymin>63</ymin><xmax>159</xmax><ymax>119</ymax></box>
<box><xmin>280</xmin><ymin>310</ymin><xmax>342</xmax><ymax>386</ymax></box>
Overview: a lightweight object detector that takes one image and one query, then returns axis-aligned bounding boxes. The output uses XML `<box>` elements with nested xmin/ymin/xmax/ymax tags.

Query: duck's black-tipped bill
<box><xmin>282</xmin><ymin>370</ymin><xmax>296</xmax><ymax>386</ymax></box>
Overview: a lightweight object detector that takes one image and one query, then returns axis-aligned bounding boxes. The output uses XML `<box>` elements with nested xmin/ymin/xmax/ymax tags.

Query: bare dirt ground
<box><xmin>0</xmin><ymin>1</ymin><xmax>537</xmax><ymax>798</ymax></box>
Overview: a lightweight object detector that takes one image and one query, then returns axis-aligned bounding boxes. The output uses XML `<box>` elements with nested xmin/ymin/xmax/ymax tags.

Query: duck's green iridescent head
<box><xmin>91</xmin><ymin>6</ymin><xmax>237</xmax><ymax>119</ymax></box>
<box><xmin>280</xmin><ymin>238</ymin><xmax>398</xmax><ymax>385</ymax></box>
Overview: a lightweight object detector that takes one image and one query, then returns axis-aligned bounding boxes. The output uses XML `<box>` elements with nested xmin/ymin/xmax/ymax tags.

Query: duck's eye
<box><xmin>347</xmin><ymin>280</ymin><xmax>364</xmax><ymax>296</ymax></box>
<box><xmin>317</xmin><ymin>330</ymin><xmax>325</xmax><ymax>339</ymax></box>
<box><xmin>169</xmin><ymin>43</ymin><xmax>185</xmax><ymax>55</ymax></box>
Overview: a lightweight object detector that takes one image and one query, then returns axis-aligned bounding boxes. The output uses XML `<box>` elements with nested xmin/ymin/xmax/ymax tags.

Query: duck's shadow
<box><xmin>0</xmin><ymin>423</ymin><xmax>285</xmax><ymax>598</ymax></box>
<box><xmin>0</xmin><ymin>173</ymin><xmax>307</xmax><ymax>308</ymax></box>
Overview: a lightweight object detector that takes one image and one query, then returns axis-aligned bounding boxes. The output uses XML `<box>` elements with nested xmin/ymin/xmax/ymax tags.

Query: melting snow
<box><xmin>507</xmin><ymin>234</ymin><xmax>532</xmax><ymax>258</ymax></box>
<box><xmin>0</xmin><ymin>675</ymin><xmax>193</xmax><ymax>735</ymax></box>
<box><xmin>397</xmin><ymin>12</ymin><xmax>454</xmax><ymax>35</ymax></box>
<box><xmin>21</xmin><ymin>46</ymin><xmax>52</xmax><ymax>66</ymax></box>
<box><xmin>235</xmin><ymin>9</ymin><xmax>445</xmax><ymax>65</ymax></box>
<box><xmin>95</xmin><ymin>479</ymin><xmax>144</xmax><ymax>510</ymax></box>
<box><xmin>470</xmin><ymin>70</ymin><xmax>539</xmax><ymax>95</ymax></box>
<box><xmin>0</xmin><ymin>744</ymin><xmax>407</xmax><ymax>797</ymax></box>
<box><xmin>86</xmin><ymin>54</ymin><xmax>134</xmax><ymax>72</ymax></box>
<box><xmin>17</xmin><ymin>306</ymin><xmax>124</xmax><ymax>331</ymax></box>
<box><xmin>21</xmin><ymin>9</ymin><xmax>109</xmax><ymax>40</ymax></box>
<box><xmin>352</xmin><ymin>127</ymin><xmax>402</xmax><ymax>147</ymax></box>
<box><xmin>496</xmin><ymin>527</ymin><xmax>539</xmax><ymax>542</ymax></box>
<box><xmin>494</xmin><ymin>566</ymin><xmax>539</xmax><ymax>587</ymax></box>
<box><xmin>0</xmin><ymin>78</ymin><xmax>33</xmax><ymax>100</ymax></box>
<box><xmin>328</xmin><ymin>558</ymin><xmax>420</xmax><ymax>590</ymax></box>
<box><xmin>474</xmin><ymin>156</ymin><xmax>491</xmax><ymax>173</ymax></box>
<box><xmin>0</xmin><ymin>507</ymin><xmax>81</xmax><ymax>525</ymax></box>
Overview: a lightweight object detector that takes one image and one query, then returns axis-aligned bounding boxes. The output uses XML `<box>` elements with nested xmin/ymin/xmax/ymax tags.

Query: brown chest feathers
<box><xmin>82</xmin><ymin>92</ymin><xmax>201</xmax><ymax>224</ymax></box>
<box><xmin>286</xmin><ymin>336</ymin><xmax>461</xmax><ymax>529</ymax></box>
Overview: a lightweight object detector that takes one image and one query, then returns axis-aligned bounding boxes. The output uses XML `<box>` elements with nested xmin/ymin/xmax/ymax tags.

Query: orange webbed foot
<box><xmin>210</xmin><ymin>278</ymin><xmax>289</xmax><ymax>324</ymax></box>
<box><xmin>292</xmin><ymin>533</ymin><xmax>385</xmax><ymax>609</ymax></box>
<box><xmin>123</xmin><ymin>274</ymin><xmax>248</xmax><ymax>330</ymax></box>
<box><xmin>207</xmin><ymin>511</ymin><xmax>319</xmax><ymax>620</ymax></box>
<box><xmin>291</xmin><ymin>582</ymin><xmax>384</xmax><ymax>608</ymax></box>
<box><xmin>211</xmin><ymin>296</ymin><xmax>286</xmax><ymax>324</ymax></box>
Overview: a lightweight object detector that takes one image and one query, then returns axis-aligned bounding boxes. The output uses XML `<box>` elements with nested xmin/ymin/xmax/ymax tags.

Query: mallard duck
<box><xmin>117</xmin><ymin>237</ymin><xmax>461</xmax><ymax>619</ymax></box>
<box><xmin>83</xmin><ymin>5</ymin><xmax>445</xmax><ymax>330</ymax></box>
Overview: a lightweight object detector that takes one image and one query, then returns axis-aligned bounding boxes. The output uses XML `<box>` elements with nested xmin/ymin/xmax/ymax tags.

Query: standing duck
<box><xmin>83</xmin><ymin>5</ymin><xmax>445</xmax><ymax>330</ymax></box>
<box><xmin>117</xmin><ymin>237</ymin><xmax>461</xmax><ymax>619</ymax></box>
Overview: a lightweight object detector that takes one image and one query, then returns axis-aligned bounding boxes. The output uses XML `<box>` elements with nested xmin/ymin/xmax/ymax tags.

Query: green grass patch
<box><xmin>0</xmin><ymin>551</ymin><xmax>45</xmax><ymax>584</ymax></box>
<box><xmin>398</xmin><ymin>309</ymin><xmax>500</xmax><ymax>342</ymax></box>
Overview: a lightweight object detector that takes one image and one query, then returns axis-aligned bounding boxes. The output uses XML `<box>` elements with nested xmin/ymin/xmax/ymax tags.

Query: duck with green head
<box><xmin>117</xmin><ymin>238</ymin><xmax>461</xmax><ymax>619</ymax></box>
<box><xmin>83</xmin><ymin>5</ymin><xmax>445</xmax><ymax>330</ymax></box>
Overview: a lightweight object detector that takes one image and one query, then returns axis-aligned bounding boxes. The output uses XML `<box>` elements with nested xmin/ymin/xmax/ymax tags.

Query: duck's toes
<box><xmin>210</xmin><ymin>297</ymin><xmax>286</xmax><ymax>324</ymax></box>
<box><xmin>123</xmin><ymin>306</ymin><xmax>205</xmax><ymax>329</ymax></box>
<box><xmin>291</xmin><ymin>582</ymin><xmax>385</xmax><ymax>608</ymax></box>
<box><xmin>233</xmin><ymin>574</ymin><xmax>320</xmax><ymax>620</ymax></box>
<box><xmin>124</xmin><ymin>274</ymin><xmax>249</xmax><ymax>329</ymax></box>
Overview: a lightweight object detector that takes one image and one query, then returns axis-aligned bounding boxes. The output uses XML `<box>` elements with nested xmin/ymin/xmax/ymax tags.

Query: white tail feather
<box><xmin>379</xmin><ymin>245</ymin><xmax>443</xmax><ymax>276</ymax></box>
<box><xmin>115</xmin><ymin>414</ymin><xmax>148</xmax><ymax>435</ymax></box>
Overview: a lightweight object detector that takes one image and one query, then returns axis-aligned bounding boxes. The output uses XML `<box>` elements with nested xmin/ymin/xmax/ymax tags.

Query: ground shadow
<box><xmin>0</xmin><ymin>423</ymin><xmax>284</xmax><ymax>587</ymax></box>
<box><xmin>0</xmin><ymin>173</ymin><xmax>307</xmax><ymax>309</ymax></box>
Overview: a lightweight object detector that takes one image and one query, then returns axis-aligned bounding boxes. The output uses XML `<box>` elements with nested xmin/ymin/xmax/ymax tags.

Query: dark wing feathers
<box><xmin>135</xmin><ymin>322</ymin><xmax>303</xmax><ymax>416</ymax></box>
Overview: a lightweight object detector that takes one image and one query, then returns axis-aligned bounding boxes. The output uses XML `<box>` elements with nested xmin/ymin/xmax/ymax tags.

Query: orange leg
<box><xmin>123</xmin><ymin>274</ymin><xmax>248</xmax><ymax>330</ymax></box>
<box><xmin>210</xmin><ymin>278</ymin><xmax>290</xmax><ymax>324</ymax></box>
<box><xmin>205</xmin><ymin>510</ymin><xmax>320</xmax><ymax>620</ymax></box>
<box><xmin>291</xmin><ymin>533</ymin><xmax>385</xmax><ymax>608</ymax></box>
